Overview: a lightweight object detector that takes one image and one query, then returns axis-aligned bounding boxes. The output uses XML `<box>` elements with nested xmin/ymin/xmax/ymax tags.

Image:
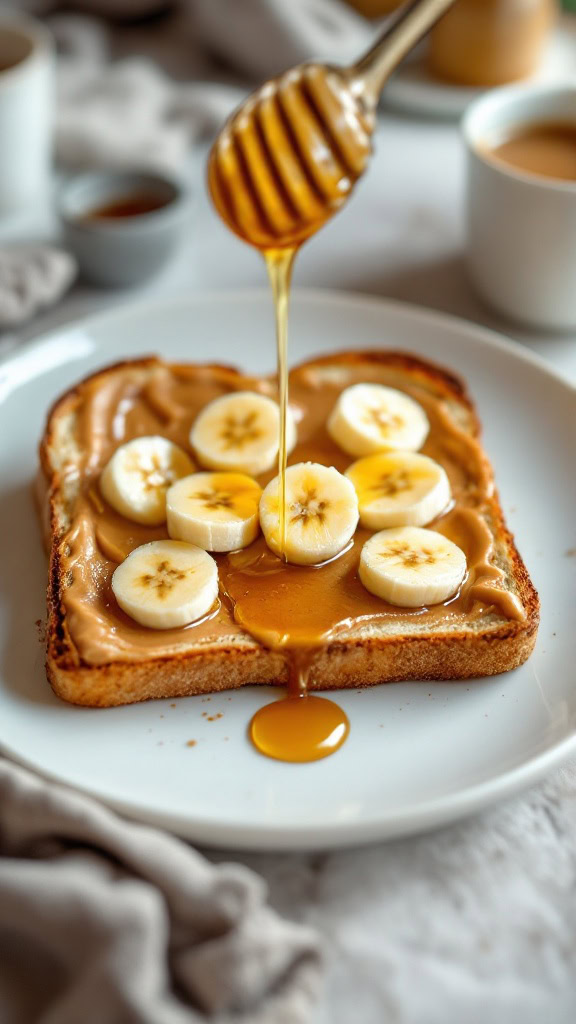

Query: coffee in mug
<box><xmin>463</xmin><ymin>83</ymin><xmax>576</xmax><ymax>330</ymax></box>
<box><xmin>486</xmin><ymin>121</ymin><xmax>576</xmax><ymax>182</ymax></box>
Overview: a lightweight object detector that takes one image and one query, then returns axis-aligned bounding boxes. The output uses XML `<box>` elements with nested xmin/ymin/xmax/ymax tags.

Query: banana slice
<box><xmin>328</xmin><ymin>383</ymin><xmax>429</xmax><ymax>457</ymax></box>
<box><xmin>190</xmin><ymin>391</ymin><xmax>297</xmax><ymax>476</ymax></box>
<box><xmin>167</xmin><ymin>471</ymin><xmax>262</xmax><ymax>552</ymax></box>
<box><xmin>360</xmin><ymin>526</ymin><xmax>466</xmax><ymax>607</ymax></box>
<box><xmin>346</xmin><ymin>452</ymin><xmax>450</xmax><ymax>529</ymax></box>
<box><xmin>100</xmin><ymin>436</ymin><xmax>194</xmax><ymax>526</ymax></box>
<box><xmin>260</xmin><ymin>461</ymin><xmax>359</xmax><ymax>565</ymax></box>
<box><xmin>112</xmin><ymin>539</ymin><xmax>218</xmax><ymax>629</ymax></box>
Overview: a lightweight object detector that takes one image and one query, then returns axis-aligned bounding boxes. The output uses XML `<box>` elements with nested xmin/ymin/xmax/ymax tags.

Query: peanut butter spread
<box><xmin>57</xmin><ymin>357</ymin><xmax>525</xmax><ymax>666</ymax></box>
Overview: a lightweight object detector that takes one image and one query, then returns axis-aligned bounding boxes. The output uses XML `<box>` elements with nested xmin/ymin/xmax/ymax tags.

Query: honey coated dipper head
<box><xmin>208</xmin><ymin>0</ymin><xmax>459</xmax><ymax>250</ymax></box>
<box><xmin>208</xmin><ymin>63</ymin><xmax>374</xmax><ymax>251</ymax></box>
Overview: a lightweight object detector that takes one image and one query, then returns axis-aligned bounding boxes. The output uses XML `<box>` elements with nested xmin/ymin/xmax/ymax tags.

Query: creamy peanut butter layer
<box><xmin>55</xmin><ymin>356</ymin><xmax>525</xmax><ymax>666</ymax></box>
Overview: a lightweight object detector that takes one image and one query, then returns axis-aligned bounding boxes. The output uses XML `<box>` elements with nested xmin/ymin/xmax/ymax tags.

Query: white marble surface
<box><xmin>2</xmin><ymin>113</ymin><xmax>576</xmax><ymax>1023</ymax></box>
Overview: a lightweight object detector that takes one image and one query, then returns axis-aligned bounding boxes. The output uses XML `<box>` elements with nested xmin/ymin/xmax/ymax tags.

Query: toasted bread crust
<box><xmin>40</xmin><ymin>351</ymin><xmax>539</xmax><ymax>707</ymax></box>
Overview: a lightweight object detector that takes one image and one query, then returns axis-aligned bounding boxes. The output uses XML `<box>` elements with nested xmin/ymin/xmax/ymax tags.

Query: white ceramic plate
<box><xmin>385</xmin><ymin>18</ymin><xmax>576</xmax><ymax>119</ymax></box>
<box><xmin>0</xmin><ymin>291</ymin><xmax>574</xmax><ymax>850</ymax></box>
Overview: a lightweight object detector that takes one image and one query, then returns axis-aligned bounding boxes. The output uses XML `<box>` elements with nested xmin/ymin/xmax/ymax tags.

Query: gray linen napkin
<box><xmin>0</xmin><ymin>758</ymin><xmax>322</xmax><ymax>1024</ymax></box>
<box><xmin>52</xmin><ymin>14</ymin><xmax>242</xmax><ymax>174</ymax></box>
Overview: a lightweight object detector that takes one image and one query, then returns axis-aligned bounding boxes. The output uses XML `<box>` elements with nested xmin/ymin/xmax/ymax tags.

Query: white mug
<box><xmin>463</xmin><ymin>83</ymin><xmax>576</xmax><ymax>331</ymax></box>
<box><xmin>0</xmin><ymin>14</ymin><xmax>54</xmax><ymax>215</ymax></box>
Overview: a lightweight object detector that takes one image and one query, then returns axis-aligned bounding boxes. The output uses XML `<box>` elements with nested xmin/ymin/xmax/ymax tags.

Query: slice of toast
<box><xmin>38</xmin><ymin>351</ymin><xmax>539</xmax><ymax>707</ymax></box>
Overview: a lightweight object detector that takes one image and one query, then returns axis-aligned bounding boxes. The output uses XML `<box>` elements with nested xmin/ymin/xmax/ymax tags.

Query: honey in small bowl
<box><xmin>82</xmin><ymin>191</ymin><xmax>172</xmax><ymax>222</ymax></box>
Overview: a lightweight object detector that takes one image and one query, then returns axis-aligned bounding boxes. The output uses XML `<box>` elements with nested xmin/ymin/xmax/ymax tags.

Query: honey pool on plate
<box><xmin>249</xmin><ymin>693</ymin><xmax>349</xmax><ymax>763</ymax></box>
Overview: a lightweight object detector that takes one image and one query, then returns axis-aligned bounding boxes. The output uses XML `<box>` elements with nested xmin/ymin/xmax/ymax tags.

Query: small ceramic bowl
<box><xmin>58</xmin><ymin>170</ymin><xmax>188</xmax><ymax>287</ymax></box>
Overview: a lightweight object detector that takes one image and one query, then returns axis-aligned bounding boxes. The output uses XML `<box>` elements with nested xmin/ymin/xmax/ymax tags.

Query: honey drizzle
<box><xmin>265</xmin><ymin>248</ymin><xmax>296</xmax><ymax>558</ymax></box>
<box><xmin>205</xmin><ymin>61</ymin><xmax>373</xmax><ymax>762</ymax></box>
<box><xmin>203</xmin><ymin>8</ymin><xmax>483</xmax><ymax>760</ymax></box>
<box><xmin>250</xmin><ymin>245</ymin><xmax>351</xmax><ymax>763</ymax></box>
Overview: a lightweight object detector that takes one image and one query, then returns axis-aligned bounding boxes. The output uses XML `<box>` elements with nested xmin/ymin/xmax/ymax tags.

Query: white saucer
<box><xmin>385</xmin><ymin>16</ymin><xmax>576</xmax><ymax>118</ymax></box>
<box><xmin>0</xmin><ymin>290</ymin><xmax>574</xmax><ymax>850</ymax></box>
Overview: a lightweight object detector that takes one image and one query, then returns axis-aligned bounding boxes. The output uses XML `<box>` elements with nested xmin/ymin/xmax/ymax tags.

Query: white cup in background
<box><xmin>0</xmin><ymin>14</ymin><xmax>54</xmax><ymax>216</ymax></box>
<box><xmin>463</xmin><ymin>83</ymin><xmax>576</xmax><ymax>332</ymax></box>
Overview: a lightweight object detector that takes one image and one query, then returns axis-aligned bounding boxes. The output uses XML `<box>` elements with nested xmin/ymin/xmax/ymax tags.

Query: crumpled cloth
<box><xmin>0</xmin><ymin>246</ymin><xmax>76</xmax><ymax>328</ymax></box>
<box><xmin>0</xmin><ymin>758</ymin><xmax>321</xmax><ymax>1024</ymax></box>
<box><xmin>51</xmin><ymin>14</ymin><xmax>243</xmax><ymax>173</ymax></box>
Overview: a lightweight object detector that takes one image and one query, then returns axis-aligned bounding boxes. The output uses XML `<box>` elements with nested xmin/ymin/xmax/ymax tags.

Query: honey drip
<box><xmin>205</xmin><ymin>50</ymin><xmax>378</xmax><ymax>762</ymax></box>
<box><xmin>265</xmin><ymin>248</ymin><xmax>295</xmax><ymax>558</ymax></box>
<box><xmin>203</xmin><ymin>4</ymin><xmax>513</xmax><ymax>760</ymax></box>
<box><xmin>207</xmin><ymin>71</ymin><xmax>367</xmax><ymax>762</ymax></box>
<box><xmin>205</xmin><ymin>59</ymin><xmax>375</xmax><ymax>761</ymax></box>
<box><xmin>248</xmin><ymin>245</ymin><xmax>352</xmax><ymax>763</ymax></box>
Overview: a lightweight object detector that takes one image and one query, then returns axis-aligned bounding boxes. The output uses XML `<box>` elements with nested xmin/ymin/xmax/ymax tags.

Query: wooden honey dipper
<box><xmin>208</xmin><ymin>0</ymin><xmax>456</xmax><ymax>250</ymax></box>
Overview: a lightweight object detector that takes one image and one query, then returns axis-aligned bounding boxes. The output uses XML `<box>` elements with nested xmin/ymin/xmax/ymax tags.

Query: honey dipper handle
<box><xmin>349</xmin><ymin>0</ymin><xmax>456</xmax><ymax>105</ymax></box>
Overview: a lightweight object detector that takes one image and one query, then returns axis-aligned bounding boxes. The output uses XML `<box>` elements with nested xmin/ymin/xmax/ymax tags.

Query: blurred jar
<box><xmin>428</xmin><ymin>0</ymin><xmax>556</xmax><ymax>86</ymax></box>
<box><xmin>342</xmin><ymin>0</ymin><xmax>404</xmax><ymax>17</ymax></box>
